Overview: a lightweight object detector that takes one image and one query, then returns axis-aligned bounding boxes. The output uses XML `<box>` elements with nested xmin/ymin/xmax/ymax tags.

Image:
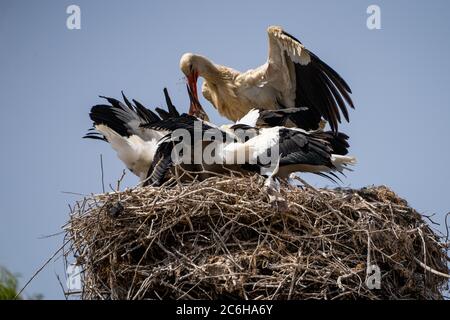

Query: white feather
<box><xmin>244</xmin><ymin>127</ymin><xmax>280</xmax><ymax>162</ymax></box>
<box><xmin>96</xmin><ymin>124</ymin><xmax>159</xmax><ymax>180</ymax></box>
<box><xmin>331</xmin><ymin>155</ymin><xmax>357</xmax><ymax>172</ymax></box>
<box><xmin>235</xmin><ymin>109</ymin><xmax>260</xmax><ymax>127</ymax></box>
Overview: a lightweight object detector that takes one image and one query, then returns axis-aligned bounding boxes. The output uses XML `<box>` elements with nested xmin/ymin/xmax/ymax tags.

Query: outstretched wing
<box><xmin>85</xmin><ymin>88</ymin><xmax>183</xmax><ymax>142</ymax></box>
<box><xmin>85</xmin><ymin>92</ymin><xmax>164</xmax><ymax>142</ymax></box>
<box><xmin>277</xmin><ymin>129</ymin><xmax>333</xmax><ymax>167</ymax></box>
<box><xmin>277</xmin><ymin>129</ymin><xmax>345</xmax><ymax>182</ymax></box>
<box><xmin>266</xmin><ymin>26</ymin><xmax>354</xmax><ymax>133</ymax></box>
<box><xmin>141</xmin><ymin>113</ymin><xmax>215</xmax><ymax>133</ymax></box>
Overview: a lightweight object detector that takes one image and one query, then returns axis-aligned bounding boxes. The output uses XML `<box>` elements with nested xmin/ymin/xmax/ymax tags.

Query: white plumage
<box><xmin>95</xmin><ymin>124</ymin><xmax>161</xmax><ymax>181</ymax></box>
<box><xmin>85</xmin><ymin>94</ymin><xmax>168</xmax><ymax>182</ymax></box>
<box><xmin>86</xmin><ymin>90</ymin><xmax>356</xmax><ymax>186</ymax></box>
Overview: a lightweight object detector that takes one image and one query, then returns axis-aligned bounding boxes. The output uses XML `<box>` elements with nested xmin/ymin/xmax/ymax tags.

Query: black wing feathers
<box><xmin>281</xmin><ymin>30</ymin><xmax>303</xmax><ymax>45</ymax></box>
<box><xmin>155</xmin><ymin>108</ymin><xmax>171</xmax><ymax>120</ymax></box>
<box><xmin>132</xmin><ymin>98</ymin><xmax>160</xmax><ymax>123</ymax></box>
<box><xmin>155</xmin><ymin>88</ymin><xmax>181</xmax><ymax>120</ymax></box>
<box><xmin>163</xmin><ymin>88</ymin><xmax>180</xmax><ymax>117</ymax></box>
<box><xmin>143</xmin><ymin>140</ymin><xmax>174</xmax><ymax>187</ymax></box>
<box><xmin>257</xmin><ymin>107</ymin><xmax>321</xmax><ymax>130</ymax></box>
<box><xmin>88</xmin><ymin>103</ymin><xmax>132</xmax><ymax>137</ymax></box>
<box><xmin>86</xmin><ymin>89</ymin><xmax>183</xmax><ymax>141</ymax></box>
<box><xmin>281</xmin><ymin>32</ymin><xmax>354</xmax><ymax>133</ymax></box>
<box><xmin>315</xmin><ymin>131</ymin><xmax>350</xmax><ymax>156</ymax></box>
<box><xmin>278</xmin><ymin>129</ymin><xmax>333</xmax><ymax>168</ymax></box>
<box><xmin>87</xmin><ymin>94</ymin><xmax>159</xmax><ymax>139</ymax></box>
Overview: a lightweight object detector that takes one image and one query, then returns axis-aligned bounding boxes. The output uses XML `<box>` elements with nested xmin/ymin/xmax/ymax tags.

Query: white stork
<box><xmin>84</xmin><ymin>90</ymin><xmax>179</xmax><ymax>182</ymax></box>
<box><xmin>85</xmin><ymin>88</ymin><xmax>355</xmax><ymax>187</ymax></box>
<box><xmin>144</xmin><ymin>95</ymin><xmax>356</xmax><ymax>186</ymax></box>
<box><xmin>180</xmin><ymin>26</ymin><xmax>354</xmax><ymax>133</ymax></box>
<box><xmin>145</xmin><ymin>117</ymin><xmax>356</xmax><ymax>186</ymax></box>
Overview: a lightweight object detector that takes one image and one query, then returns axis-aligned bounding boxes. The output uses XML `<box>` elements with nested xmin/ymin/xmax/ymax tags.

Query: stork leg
<box><xmin>261</xmin><ymin>157</ymin><xmax>287</xmax><ymax>210</ymax></box>
<box><xmin>263</xmin><ymin>176</ymin><xmax>288</xmax><ymax>211</ymax></box>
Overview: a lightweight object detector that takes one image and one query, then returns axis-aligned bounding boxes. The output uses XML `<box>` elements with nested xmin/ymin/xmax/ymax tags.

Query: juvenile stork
<box><xmin>84</xmin><ymin>89</ymin><xmax>179</xmax><ymax>182</ymax></box>
<box><xmin>143</xmin><ymin>94</ymin><xmax>355</xmax><ymax>186</ymax></box>
<box><xmin>180</xmin><ymin>26</ymin><xmax>354</xmax><ymax>133</ymax></box>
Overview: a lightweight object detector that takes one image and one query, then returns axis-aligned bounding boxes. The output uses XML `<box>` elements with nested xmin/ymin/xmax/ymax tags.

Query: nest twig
<box><xmin>64</xmin><ymin>174</ymin><xmax>449</xmax><ymax>300</ymax></box>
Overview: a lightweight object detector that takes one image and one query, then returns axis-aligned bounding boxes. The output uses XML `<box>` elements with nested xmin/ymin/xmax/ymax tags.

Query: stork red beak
<box><xmin>187</xmin><ymin>71</ymin><xmax>199</xmax><ymax>116</ymax></box>
<box><xmin>186</xmin><ymin>84</ymin><xmax>209</xmax><ymax>122</ymax></box>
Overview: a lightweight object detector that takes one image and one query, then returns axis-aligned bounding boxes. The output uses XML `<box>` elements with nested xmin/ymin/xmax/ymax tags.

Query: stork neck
<box><xmin>196</xmin><ymin>56</ymin><xmax>222</xmax><ymax>84</ymax></box>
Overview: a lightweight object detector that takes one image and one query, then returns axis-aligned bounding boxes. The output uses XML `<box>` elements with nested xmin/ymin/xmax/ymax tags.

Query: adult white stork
<box><xmin>180</xmin><ymin>26</ymin><xmax>354</xmax><ymax>133</ymax></box>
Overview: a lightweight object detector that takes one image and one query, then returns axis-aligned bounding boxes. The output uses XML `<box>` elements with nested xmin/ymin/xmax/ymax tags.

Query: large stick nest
<box><xmin>65</xmin><ymin>175</ymin><xmax>449</xmax><ymax>300</ymax></box>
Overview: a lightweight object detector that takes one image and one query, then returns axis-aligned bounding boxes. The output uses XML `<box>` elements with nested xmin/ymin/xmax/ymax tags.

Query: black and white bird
<box><xmin>180</xmin><ymin>25</ymin><xmax>354</xmax><ymax>133</ymax></box>
<box><xmin>85</xmin><ymin>87</ymin><xmax>355</xmax><ymax>187</ymax></box>
<box><xmin>143</xmin><ymin>94</ymin><xmax>356</xmax><ymax>186</ymax></box>
<box><xmin>84</xmin><ymin>90</ymin><xmax>179</xmax><ymax>182</ymax></box>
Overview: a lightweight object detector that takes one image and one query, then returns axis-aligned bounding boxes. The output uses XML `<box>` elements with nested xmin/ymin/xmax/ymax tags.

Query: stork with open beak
<box><xmin>180</xmin><ymin>26</ymin><xmax>354</xmax><ymax>133</ymax></box>
<box><xmin>186</xmin><ymin>84</ymin><xmax>210</xmax><ymax>122</ymax></box>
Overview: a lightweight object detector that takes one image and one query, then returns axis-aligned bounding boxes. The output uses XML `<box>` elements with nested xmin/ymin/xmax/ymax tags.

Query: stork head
<box><xmin>180</xmin><ymin>53</ymin><xmax>202</xmax><ymax>117</ymax></box>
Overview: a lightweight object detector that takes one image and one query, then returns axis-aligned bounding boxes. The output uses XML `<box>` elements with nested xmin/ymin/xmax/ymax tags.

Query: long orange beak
<box><xmin>186</xmin><ymin>84</ymin><xmax>209</xmax><ymax>122</ymax></box>
<box><xmin>187</xmin><ymin>71</ymin><xmax>199</xmax><ymax>116</ymax></box>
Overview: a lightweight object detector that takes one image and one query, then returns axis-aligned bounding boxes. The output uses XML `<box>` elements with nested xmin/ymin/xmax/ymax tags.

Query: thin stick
<box><xmin>100</xmin><ymin>154</ymin><xmax>105</xmax><ymax>193</ymax></box>
<box><xmin>16</xmin><ymin>241</ymin><xmax>69</xmax><ymax>299</ymax></box>
<box><xmin>445</xmin><ymin>212</ymin><xmax>449</xmax><ymax>244</ymax></box>
<box><xmin>55</xmin><ymin>272</ymin><xmax>68</xmax><ymax>300</ymax></box>
<box><xmin>116</xmin><ymin>170</ymin><xmax>126</xmax><ymax>192</ymax></box>
<box><xmin>414</xmin><ymin>257</ymin><xmax>450</xmax><ymax>279</ymax></box>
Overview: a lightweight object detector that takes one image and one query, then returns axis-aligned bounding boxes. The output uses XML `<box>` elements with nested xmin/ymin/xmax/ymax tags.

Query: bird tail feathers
<box><xmin>331</xmin><ymin>155</ymin><xmax>357</xmax><ymax>172</ymax></box>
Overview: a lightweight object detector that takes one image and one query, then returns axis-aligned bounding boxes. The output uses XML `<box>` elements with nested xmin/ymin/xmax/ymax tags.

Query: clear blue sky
<box><xmin>0</xmin><ymin>0</ymin><xmax>449</xmax><ymax>299</ymax></box>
